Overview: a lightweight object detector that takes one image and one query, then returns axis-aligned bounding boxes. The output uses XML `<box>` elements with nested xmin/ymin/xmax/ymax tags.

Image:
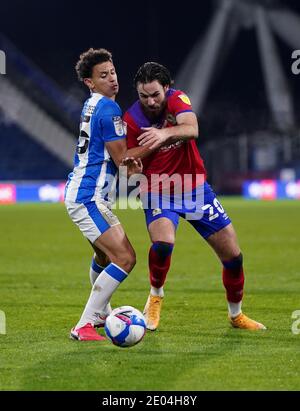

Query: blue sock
<box><xmin>89</xmin><ymin>257</ymin><xmax>105</xmax><ymax>285</ymax></box>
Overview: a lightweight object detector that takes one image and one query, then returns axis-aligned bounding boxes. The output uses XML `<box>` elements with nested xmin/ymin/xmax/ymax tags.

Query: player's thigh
<box><xmin>66</xmin><ymin>200</ymin><xmax>135</xmax><ymax>266</ymax></box>
<box><xmin>144</xmin><ymin>209</ymin><xmax>178</xmax><ymax>243</ymax></box>
<box><xmin>186</xmin><ymin>183</ymin><xmax>232</xmax><ymax>240</ymax></box>
<box><xmin>93</xmin><ymin>224</ymin><xmax>136</xmax><ymax>264</ymax></box>
<box><xmin>148</xmin><ymin>217</ymin><xmax>176</xmax><ymax>243</ymax></box>
<box><xmin>65</xmin><ymin>200</ymin><xmax>118</xmax><ymax>242</ymax></box>
<box><xmin>206</xmin><ymin>223</ymin><xmax>241</xmax><ymax>261</ymax></box>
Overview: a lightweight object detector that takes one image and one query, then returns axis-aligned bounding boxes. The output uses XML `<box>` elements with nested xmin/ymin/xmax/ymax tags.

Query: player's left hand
<box><xmin>120</xmin><ymin>157</ymin><xmax>143</xmax><ymax>176</ymax></box>
<box><xmin>138</xmin><ymin>127</ymin><xmax>169</xmax><ymax>149</ymax></box>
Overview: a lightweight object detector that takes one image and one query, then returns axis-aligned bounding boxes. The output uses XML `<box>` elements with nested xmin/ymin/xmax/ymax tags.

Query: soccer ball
<box><xmin>104</xmin><ymin>306</ymin><xmax>146</xmax><ymax>348</ymax></box>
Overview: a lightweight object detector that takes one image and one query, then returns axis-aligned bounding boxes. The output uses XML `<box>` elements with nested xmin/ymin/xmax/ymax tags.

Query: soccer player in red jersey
<box><xmin>123</xmin><ymin>62</ymin><xmax>266</xmax><ymax>331</ymax></box>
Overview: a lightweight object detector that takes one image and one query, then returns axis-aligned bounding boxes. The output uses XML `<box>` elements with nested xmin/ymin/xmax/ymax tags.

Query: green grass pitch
<box><xmin>0</xmin><ymin>198</ymin><xmax>299</xmax><ymax>391</ymax></box>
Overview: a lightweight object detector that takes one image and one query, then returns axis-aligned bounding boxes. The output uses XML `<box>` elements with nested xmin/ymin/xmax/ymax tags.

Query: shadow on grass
<box><xmin>19</xmin><ymin>325</ymin><xmax>249</xmax><ymax>391</ymax></box>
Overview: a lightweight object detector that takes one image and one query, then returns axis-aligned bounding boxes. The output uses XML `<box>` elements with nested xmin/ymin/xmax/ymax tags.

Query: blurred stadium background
<box><xmin>1</xmin><ymin>0</ymin><xmax>300</xmax><ymax>202</ymax></box>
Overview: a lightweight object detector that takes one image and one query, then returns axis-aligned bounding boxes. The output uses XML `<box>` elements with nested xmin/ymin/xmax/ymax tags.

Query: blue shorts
<box><xmin>143</xmin><ymin>182</ymin><xmax>231</xmax><ymax>239</ymax></box>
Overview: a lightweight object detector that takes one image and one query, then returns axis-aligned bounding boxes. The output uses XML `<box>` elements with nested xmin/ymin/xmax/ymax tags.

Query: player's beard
<box><xmin>143</xmin><ymin>100</ymin><xmax>166</xmax><ymax>121</ymax></box>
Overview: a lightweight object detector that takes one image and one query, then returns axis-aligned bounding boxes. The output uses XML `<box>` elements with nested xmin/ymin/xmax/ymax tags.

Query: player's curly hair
<box><xmin>75</xmin><ymin>48</ymin><xmax>113</xmax><ymax>81</ymax></box>
<box><xmin>134</xmin><ymin>62</ymin><xmax>174</xmax><ymax>88</ymax></box>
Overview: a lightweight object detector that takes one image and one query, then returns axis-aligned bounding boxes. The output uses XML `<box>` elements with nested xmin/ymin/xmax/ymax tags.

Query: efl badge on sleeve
<box><xmin>122</xmin><ymin>120</ymin><xmax>127</xmax><ymax>135</ymax></box>
<box><xmin>113</xmin><ymin>116</ymin><xmax>125</xmax><ymax>136</ymax></box>
<box><xmin>178</xmin><ymin>94</ymin><xmax>191</xmax><ymax>105</ymax></box>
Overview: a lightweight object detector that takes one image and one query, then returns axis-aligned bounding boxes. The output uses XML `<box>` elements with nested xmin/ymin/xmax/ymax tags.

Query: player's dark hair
<box><xmin>75</xmin><ymin>48</ymin><xmax>113</xmax><ymax>81</ymax></box>
<box><xmin>134</xmin><ymin>62</ymin><xmax>173</xmax><ymax>88</ymax></box>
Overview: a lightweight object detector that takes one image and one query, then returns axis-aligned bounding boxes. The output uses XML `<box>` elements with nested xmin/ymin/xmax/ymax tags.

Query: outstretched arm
<box><xmin>106</xmin><ymin>138</ymin><xmax>155</xmax><ymax>163</ymax></box>
<box><xmin>125</xmin><ymin>144</ymin><xmax>155</xmax><ymax>160</ymax></box>
<box><xmin>105</xmin><ymin>139</ymin><xmax>144</xmax><ymax>176</ymax></box>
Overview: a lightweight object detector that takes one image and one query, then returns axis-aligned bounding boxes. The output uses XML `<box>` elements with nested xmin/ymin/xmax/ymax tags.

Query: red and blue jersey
<box><xmin>124</xmin><ymin>89</ymin><xmax>207</xmax><ymax>193</ymax></box>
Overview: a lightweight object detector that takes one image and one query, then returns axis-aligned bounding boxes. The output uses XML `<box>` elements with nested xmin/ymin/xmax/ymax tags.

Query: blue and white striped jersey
<box><xmin>65</xmin><ymin>92</ymin><xmax>126</xmax><ymax>203</ymax></box>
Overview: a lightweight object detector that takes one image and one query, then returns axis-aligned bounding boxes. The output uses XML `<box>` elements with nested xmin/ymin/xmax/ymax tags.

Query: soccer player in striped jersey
<box><xmin>65</xmin><ymin>48</ymin><xmax>143</xmax><ymax>341</ymax></box>
<box><xmin>123</xmin><ymin>62</ymin><xmax>266</xmax><ymax>332</ymax></box>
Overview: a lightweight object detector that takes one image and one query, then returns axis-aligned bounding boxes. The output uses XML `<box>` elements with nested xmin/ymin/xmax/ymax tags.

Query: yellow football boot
<box><xmin>143</xmin><ymin>294</ymin><xmax>163</xmax><ymax>331</ymax></box>
<box><xmin>230</xmin><ymin>312</ymin><xmax>266</xmax><ymax>330</ymax></box>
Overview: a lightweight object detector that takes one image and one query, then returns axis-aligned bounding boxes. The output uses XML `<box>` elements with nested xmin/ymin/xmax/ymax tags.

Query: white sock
<box><xmin>89</xmin><ymin>255</ymin><xmax>105</xmax><ymax>286</ymax></box>
<box><xmin>76</xmin><ymin>263</ymin><xmax>128</xmax><ymax>329</ymax></box>
<box><xmin>150</xmin><ymin>286</ymin><xmax>164</xmax><ymax>298</ymax></box>
<box><xmin>228</xmin><ymin>301</ymin><xmax>242</xmax><ymax>318</ymax></box>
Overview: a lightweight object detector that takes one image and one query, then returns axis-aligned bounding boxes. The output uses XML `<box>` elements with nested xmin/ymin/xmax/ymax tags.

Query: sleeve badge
<box><xmin>112</xmin><ymin>116</ymin><xmax>125</xmax><ymax>136</ymax></box>
<box><xmin>178</xmin><ymin>94</ymin><xmax>191</xmax><ymax>105</ymax></box>
<box><xmin>122</xmin><ymin>120</ymin><xmax>127</xmax><ymax>135</ymax></box>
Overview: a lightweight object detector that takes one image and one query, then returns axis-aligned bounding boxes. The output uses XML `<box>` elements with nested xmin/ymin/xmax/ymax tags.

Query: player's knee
<box><xmin>94</xmin><ymin>252</ymin><xmax>110</xmax><ymax>267</ymax></box>
<box><xmin>222</xmin><ymin>253</ymin><xmax>243</xmax><ymax>270</ymax></box>
<box><xmin>127</xmin><ymin>251</ymin><xmax>136</xmax><ymax>272</ymax></box>
<box><xmin>152</xmin><ymin>241</ymin><xmax>174</xmax><ymax>260</ymax></box>
<box><xmin>112</xmin><ymin>251</ymin><xmax>136</xmax><ymax>273</ymax></box>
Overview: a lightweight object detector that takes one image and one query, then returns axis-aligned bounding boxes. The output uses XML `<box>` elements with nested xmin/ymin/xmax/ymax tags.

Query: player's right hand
<box><xmin>120</xmin><ymin>157</ymin><xmax>143</xmax><ymax>176</ymax></box>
